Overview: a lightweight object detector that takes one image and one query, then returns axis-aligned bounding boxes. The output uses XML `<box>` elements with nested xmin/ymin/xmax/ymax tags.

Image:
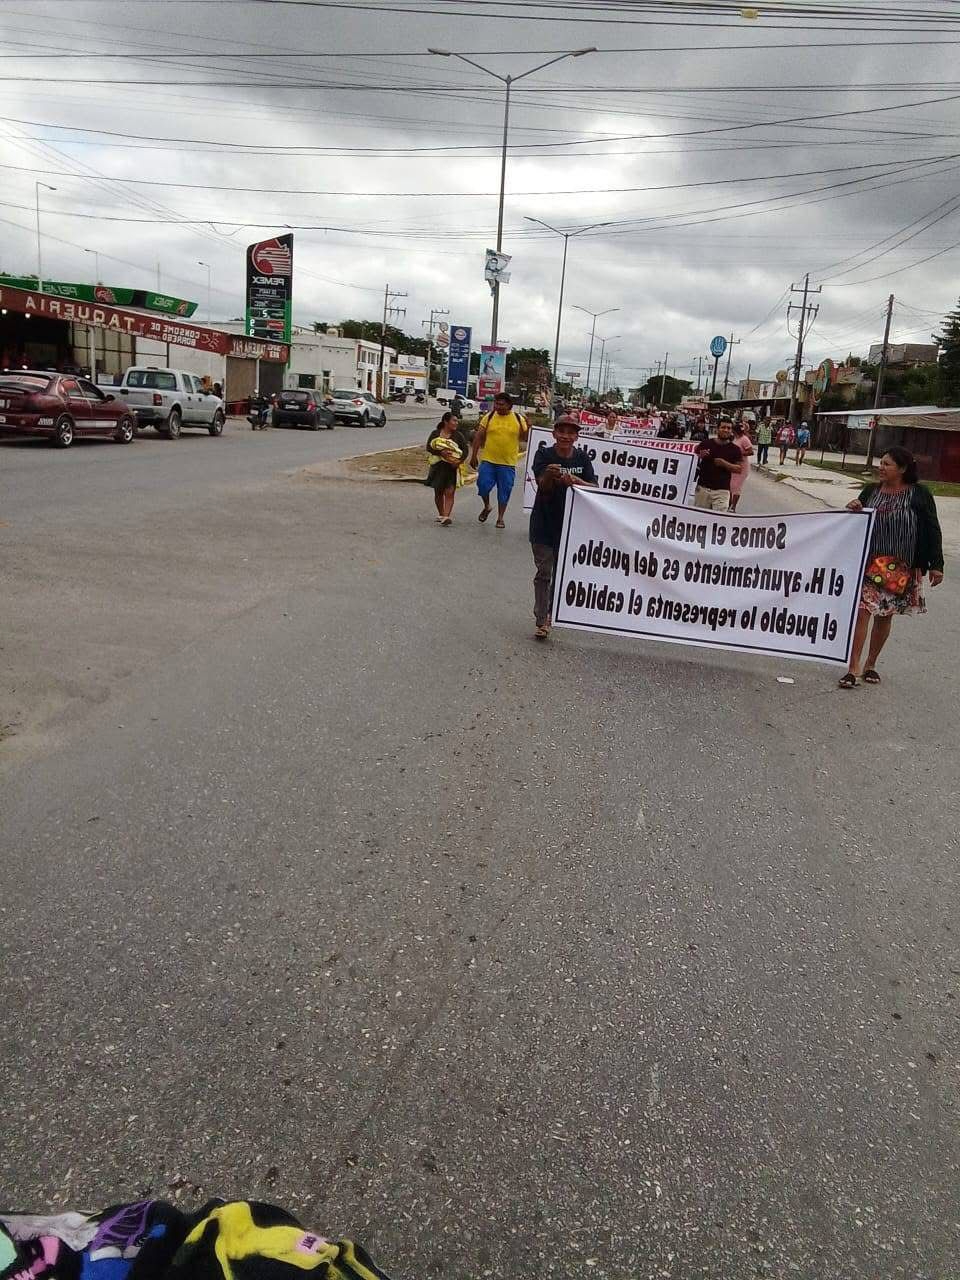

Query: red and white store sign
<box><xmin>0</xmin><ymin>284</ymin><xmax>289</xmax><ymax>362</ymax></box>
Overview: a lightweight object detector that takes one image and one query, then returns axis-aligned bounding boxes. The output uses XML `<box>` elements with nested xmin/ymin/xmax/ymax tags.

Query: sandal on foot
<box><xmin>862</xmin><ymin>669</ymin><xmax>881</xmax><ymax>684</ymax></box>
<box><xmin>838</xmin><ymin>672</ymin><xmax>858</xmax><ymax>689</ymax></box>
<box><xmin>495</xmin><ymin>519</ymin><xmax>506</xmax><ymax>529</ymax></box>
<box><xmin>534</xmin><ymin>624</ymin><xmax>549</xmax><ymax>640</ymax></box>
<box><xmin>440</xmin><ymin>516</ymin><xmax>453</xmax><ymax>526</ymax></box>
<box><xmin>478</xmin><ymin>508</ymin><xmax>491</xmax><ymax>523</ymax></box>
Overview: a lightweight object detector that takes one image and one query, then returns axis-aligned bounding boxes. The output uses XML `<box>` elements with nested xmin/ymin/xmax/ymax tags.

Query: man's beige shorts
<box><xmin>694</xmin><ymin>486</ymin><xmax>731</xmax><ymax>512</ymax></box>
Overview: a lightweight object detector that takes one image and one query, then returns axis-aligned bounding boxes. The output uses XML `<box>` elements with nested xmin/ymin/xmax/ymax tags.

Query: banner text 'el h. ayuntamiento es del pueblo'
<box><xmin>552</xmin><ymin>488</ymin><xmax>874</xmax><ymax>665</ymax></box>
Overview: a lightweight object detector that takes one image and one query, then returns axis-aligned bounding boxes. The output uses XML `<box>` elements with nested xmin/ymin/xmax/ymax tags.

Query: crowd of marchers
<box><xmin>420</xmin><ymin>395</ymin><xmax>944</xmax><ymax>680</ymax></box>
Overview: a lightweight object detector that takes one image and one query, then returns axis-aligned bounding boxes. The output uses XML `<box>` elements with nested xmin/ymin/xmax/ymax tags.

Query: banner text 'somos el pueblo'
<box><xmin>552</xmin><ymin>488</ymin><xmax>874</xmax><ymax>665</ymax></box>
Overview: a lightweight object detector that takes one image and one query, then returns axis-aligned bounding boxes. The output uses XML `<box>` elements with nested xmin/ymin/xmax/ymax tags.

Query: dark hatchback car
<box><xmin>0</xmin><ymin>370</ymin><xmax>136</xmax><ymax>446</ymax></box>
<box><xmin>271</xmin><ymin>390</ymin><xmax>336</xmax><ymax>431</ymax></box>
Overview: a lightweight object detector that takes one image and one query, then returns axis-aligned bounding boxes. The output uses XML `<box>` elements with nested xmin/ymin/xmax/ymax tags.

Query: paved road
<box><xmin>0</xmin><ymin>413</ymin><xmax>436</xmax><ymax>530</ymax></box>
<box><xmin>1</xmin><ymin>441</ymin><xmax>958</xmax><ymax>1279</ymax></box>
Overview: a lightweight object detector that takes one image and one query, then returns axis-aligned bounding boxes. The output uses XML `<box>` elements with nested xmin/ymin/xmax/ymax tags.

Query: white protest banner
<box><xmin>522</xmin><ymin>426</ymin><xmax>698</xmax><ymax>512</ymax></box>
<box><xmin>552</xmin><ymin>487</ymin><xmax>874</xmax><ymax>665</ymax></box>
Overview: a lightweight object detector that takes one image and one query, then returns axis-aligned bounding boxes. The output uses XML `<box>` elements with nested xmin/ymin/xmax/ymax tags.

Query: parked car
<box><xmin>101</xmin><ymin>367</ymin><xmax>225</xmax><ymax>437</ymax></box>
<box><xmin>434</xmin><ymin>389</ymin><xmax>476</xmax><ymax>410</ymax></box>
<box><xmin>0</xmin><ymin>370</ymin><xmax>136</xmax><ymax>446</ymax></box>
<box><xmin>272</xmin><ymin>390</ymin><xmax>335</xmax><ymax>430</ymax></box>
<box><xmin>324</xmin><ymin>388</ymin><xmax>387</xmax><ymax>428</ymax></box>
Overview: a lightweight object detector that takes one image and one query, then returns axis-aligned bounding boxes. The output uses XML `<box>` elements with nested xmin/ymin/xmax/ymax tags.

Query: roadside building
<box><xmin>0</xmin><ymin>281</ymin><xmax>286</xmax><ymax>409</ymax></box>
<box><xmin>389</xmin><ymin>353</ymin><xmax>427</xmax><ymax>396</ymax></box>
<box><xmin>817</xmin><ymin>406</ymin><xmax>960</xmax><ymax>481</ymax></box>
<box><xmin>866</xmin><ymin>341</ymin><xmax>938</xmax><ymax>369</ymax></box>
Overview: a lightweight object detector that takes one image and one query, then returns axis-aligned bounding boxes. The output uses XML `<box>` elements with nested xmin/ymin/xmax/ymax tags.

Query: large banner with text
<box><xmin>551</xmin><ymin>488</ymin><xmax>874</xmax><ymax>665</ymax></box>
<box><xmin>522</xmin><ymin>426</ymin><xmax>698</xmax><ymax>512</ymax></box>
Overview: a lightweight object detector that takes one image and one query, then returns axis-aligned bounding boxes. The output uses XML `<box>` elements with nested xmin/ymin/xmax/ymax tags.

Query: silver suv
<box><xmin>326</xmin><ymin>388</ymin><xmax>387</xmax><ymax>428</ymax></box>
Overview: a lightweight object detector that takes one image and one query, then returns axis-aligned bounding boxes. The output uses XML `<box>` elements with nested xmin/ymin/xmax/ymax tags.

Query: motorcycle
<box><xmin>247</xmin><ymin>397</ymin><xmax>271</xmax><ymax>430</ymax></box>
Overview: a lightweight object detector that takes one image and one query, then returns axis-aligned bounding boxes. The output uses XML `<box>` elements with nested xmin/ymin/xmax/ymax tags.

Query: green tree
<box><xmin>897</xmin><ymin>362</ymin><xmax>943</xmax><ymax>406</ymax></box>
<box><xmin>934</xmin><ymin>300</ymin><xmax>960</xmax><ymax>405</ymax></box>
<box><xmin>636</xmin><ymin>374</ymin><xmax>692</xmax><ymax>407</ymax></box>
<box><xmin>313</xmin><ymin>319</ymin><xmax>428</xmax><ymax>359</ymax></box>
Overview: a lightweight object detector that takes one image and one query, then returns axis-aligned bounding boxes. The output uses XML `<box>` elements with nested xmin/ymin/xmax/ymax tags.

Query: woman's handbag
<box><xmin>866</xmin><ymin>555</ymin><xmax>912</xmax><ymax>596</ymax></box>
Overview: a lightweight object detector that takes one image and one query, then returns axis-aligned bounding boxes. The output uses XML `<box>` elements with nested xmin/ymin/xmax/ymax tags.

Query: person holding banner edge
<box><xmin>530</xmin><ymin>416</ymin><xmax>597</xmax><ymax>640</ymax></box>
<box><xmin>839</xmin><ymin>447</ymin><xmax>944</xmax><ymax>688</ymax></box>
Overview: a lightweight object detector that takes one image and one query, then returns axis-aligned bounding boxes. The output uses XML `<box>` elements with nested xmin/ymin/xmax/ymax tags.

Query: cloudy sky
<box><xmin>1</xmin><ymin>0</ymin><xmax>959</xmax><ymax>391</ymax></box>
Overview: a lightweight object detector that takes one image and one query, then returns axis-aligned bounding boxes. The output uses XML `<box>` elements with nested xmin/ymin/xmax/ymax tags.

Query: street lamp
<box><xmin>596</xmin><ymin>336</ymin><xmax>621</xmax><ymax>395</ymax></box>
<box><xmin>572</xmin><ymin>304</ymin><xmax>619</xmax><ymax>399</ymax></box>
<box><xmin>35</xmin><ymin>182</ymin><xmax>56</xmax><ymax>294</ymax></box>
<box><xmin>524</xmin><ymin>215</ymin><xmax>612</xmax><ymax>399</ymax></box>
<box><xmin>84</xmin><ymin>248</ymin><xmax>100</xmax><ymax>286</ymax></box>
<box><xmin>428</xmin><ymin>46</ymin><xmax>597</xmax><ymax>347</ymax></box>
<box><xmin>198</xmin><ymin>261</ymin><xmax>212</xmax><ymax>322</ymax></box>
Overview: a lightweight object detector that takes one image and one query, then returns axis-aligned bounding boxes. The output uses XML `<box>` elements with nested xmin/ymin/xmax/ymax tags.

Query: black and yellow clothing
<box><xmin>857</xmin><ymin>482</ymin><xmax>943</xmax><ymax>573</ymax></box>
<box><xmin>425</xmin><ymin>428</ymin><xmax>468</xmax><ymax>491</ymax></box>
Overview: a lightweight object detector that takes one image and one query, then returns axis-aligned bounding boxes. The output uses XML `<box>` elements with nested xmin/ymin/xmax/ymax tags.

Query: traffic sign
<box><xmin>709</xmin><ymin>335</ymin><xmax>727</xmax><ymax>358</ymax></box>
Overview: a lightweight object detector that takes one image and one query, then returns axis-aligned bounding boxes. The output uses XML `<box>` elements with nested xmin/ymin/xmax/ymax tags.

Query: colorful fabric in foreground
<box><xmin>0</xmin><ymin>1200</ymin><xmax>393</xmax><ymax>1280</ymax></box>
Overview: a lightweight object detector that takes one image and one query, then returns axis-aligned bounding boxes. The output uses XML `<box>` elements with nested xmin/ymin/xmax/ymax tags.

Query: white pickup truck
<box><xmin>101</xmin><ymin>367</ymin><xmax>225</xmax><ymax>438</ymax></box>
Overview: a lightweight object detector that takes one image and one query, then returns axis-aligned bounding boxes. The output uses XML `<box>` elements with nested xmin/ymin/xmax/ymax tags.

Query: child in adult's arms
<box><xmin>838</xmin><ymin>446</ymin><xmax>944</xmax><ymax>688</ymax></box>
<box><xmin>529</xmin><ymin>416</ymin><xmax>597</xmax><ymax>640</ymax></box>
<box><xmin>425</xmin><ymin>412</ymin><xmax>467</xmax><ymax>526</ymax></box>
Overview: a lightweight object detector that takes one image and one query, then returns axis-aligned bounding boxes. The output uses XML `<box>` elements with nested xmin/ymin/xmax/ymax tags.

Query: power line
<box><xmin>0</xmin><ymin>153</ymin><xmax>951</xmax><ymax>199</ymax></box>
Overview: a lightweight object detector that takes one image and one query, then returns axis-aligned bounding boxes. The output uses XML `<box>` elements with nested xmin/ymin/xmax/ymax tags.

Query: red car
<box><xmin>0</xmin><ymin>370</ymin><xmax>137</xmax><ymax>447</ymax></box>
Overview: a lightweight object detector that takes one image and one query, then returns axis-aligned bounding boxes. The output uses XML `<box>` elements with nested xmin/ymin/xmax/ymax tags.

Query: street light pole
<box><xmin>35</xmin><ymin>181</ymin><xmax>56</xmax><ymax>294</ymax></box>
<box><xmin>84</xmin><ymin>248</ymin><xmax>100</xmax><ymax>285</ymax></box>
<box><xmin>429</xmin><ymin>47</ymin><xmax>596</xmax><ymax>348</ymax></box>
<box><xmin>525</xmin><ymin>216</ymin><xmax>613</xmax><ymax>399</ymax></box>
<box><xmin>572</xmin><ymin>305</ymin><xmax>619</xmax><ymax>400</ymax></box>
<box><xmin>197</xmin><ymin>261</ymin><xmax>212</xmax><ymax>322</ymax></box>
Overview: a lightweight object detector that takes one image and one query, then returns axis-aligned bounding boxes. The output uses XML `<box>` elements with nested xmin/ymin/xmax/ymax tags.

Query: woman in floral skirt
<box><xmin>839</xmin><ymin>446</ymin><xmax>944</xmax><ymax>688</ymax></box>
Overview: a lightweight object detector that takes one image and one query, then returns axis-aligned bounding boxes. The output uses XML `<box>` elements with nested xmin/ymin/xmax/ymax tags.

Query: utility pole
<box><xmin>722</xmin><ymin>332</ymin><xmax>741</xmax><ymax>399</ymax></box>
<box><xmin>696</xmin><ymin>354</ymin><xmax>703</xmax><ymax>395</ymax></box>
<box><xmin>660</xmin><ymin>350</ymin><xmax>669</xmax><ymax>405</ymax></box>
<box><xmin>377</xmin><ymin>284</ymin><xmax>407</xmax><ymax>400</ymax></box>
<box><xmin>422</xmin><ymin>307</ymin><xmax>449</xmax><ymax>400</ymax></box>
<box><xmin>866</xmin><ymin>293</ymin><xmax>895</xmax><ymax>468</ymax></box>
<box><xmin>787</xmin><ymin>273</ymin><xmax>821</xmax><ymax>424</ymax></box>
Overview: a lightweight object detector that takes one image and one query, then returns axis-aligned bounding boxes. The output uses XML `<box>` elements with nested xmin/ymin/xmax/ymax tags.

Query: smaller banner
<box><xmin>245</xmin><ymin>234</ymin><xmax>294</xmax><ymax>345</ymax></box>
<box><xmin>479</xmin><ymin>345</ymin><xmax>507</xmax><ymax>398</ymax></box>
<box><xmin>551</xmin><ymin>488</ymin><xmax>874</xmax><ymax>665</ymax></box>
<box><xmin>484</xmin><ymin>250</ymin><xmax>512</xmax><ymax>284</ymax></box>
<box><xmin>577</xmin><ymin>409</ymin><xmax>659</xmax><ymax>439</ymax></box>
<box><xmin>522</xmin><ymin>426</ymin><xmax>697</xmax><ymax>512</ymax></box>
<box><xmin>447</xmin><ymin>325</ymin><xmax>472</xmax><ymax>396</ymax></box>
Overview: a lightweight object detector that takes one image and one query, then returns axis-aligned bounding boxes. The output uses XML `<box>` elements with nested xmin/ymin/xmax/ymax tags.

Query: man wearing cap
<box><xmin>469</xmin><ymin>391</ymin><xmax>529</xmax><ymax>529</ymax></box>
<box><xmin>529</xmin><ymin>415</ymin><xmax>597</xmax><ymax>640</ymax></box>
<box><xmin>693</xmin><ymin>417</ymin><xmax>743</xmax><ymax>512</ymax></box>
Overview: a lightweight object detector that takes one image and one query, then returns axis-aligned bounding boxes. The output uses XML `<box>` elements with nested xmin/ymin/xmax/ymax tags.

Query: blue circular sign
<box><xmin>710</xmin><ymin>335</ymin><xmax>727</xmax><ymax>358</ymax></box>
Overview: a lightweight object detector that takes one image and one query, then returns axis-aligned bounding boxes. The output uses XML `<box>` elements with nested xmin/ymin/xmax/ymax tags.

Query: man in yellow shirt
<box><xmin>469</xmin><ymin>392</ymin><xmax>529</xmax><ymax>528</ymax></box>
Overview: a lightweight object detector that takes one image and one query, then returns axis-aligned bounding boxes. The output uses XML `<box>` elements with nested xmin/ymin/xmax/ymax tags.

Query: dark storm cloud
<box><xmin>1</xmin><ymin>0</ymin><xmax>958</xmax><ymax>387</ymax></box>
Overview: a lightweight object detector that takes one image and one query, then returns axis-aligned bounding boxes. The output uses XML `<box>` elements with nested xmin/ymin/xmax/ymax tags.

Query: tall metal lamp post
<box><xmin>428</xmin><ymin>46</ymin><xmax>596</xmax><ymax>347</ymax></box>
<box><xmin>572</xmin><ymin>305</ymin><xmax>619</xmax><ymax>400</ymax></box>
<box><xmin>35</xmin><ymin>181</ymin><xmax>57</xmax><ymax>293</ymax></box>
<box><xmin>524</xmin><ymin>216</ymin><xmax>612</xmax><ymax>399</ymax></box>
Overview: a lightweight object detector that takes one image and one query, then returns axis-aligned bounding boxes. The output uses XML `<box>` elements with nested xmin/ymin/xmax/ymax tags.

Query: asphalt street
<box><xmin>1</xmin><ymin>428</ymin><xmax>958</xmax><ymax>1279</ymax></box>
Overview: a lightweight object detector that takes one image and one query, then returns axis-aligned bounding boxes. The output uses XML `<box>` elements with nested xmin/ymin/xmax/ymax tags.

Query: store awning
<box><xmin>816</xmin><ymin>406</ymin><xmax>960</xmax><ymax>432</ymax></box>
<box><xmin>0</xmin><ymin>282</ymin><xmax>288</xmax><ymax>363</ymax></box>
